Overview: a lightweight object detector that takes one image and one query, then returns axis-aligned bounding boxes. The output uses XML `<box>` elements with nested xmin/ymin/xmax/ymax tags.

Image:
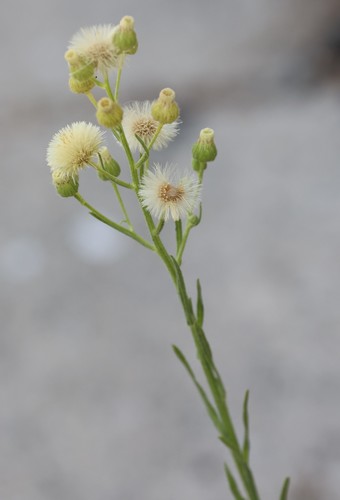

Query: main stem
<box><xmin>176</xmin><ymin>285</ymin><xmax>260</xmax><ymax>500</ymax></box>
<box><xmin>196</xmin><ymin>325</ymin><xmax>259</xmax><ymax>498</ymax></box>
<box><xmin>116</xmin><ymin>105</ymin><xmax>260</xmax><ymax>497</ymax></box>
<box><xmin>151</xmin><ymin>234</ymin><xmax>260</xmax><ymax>499</ymax></box>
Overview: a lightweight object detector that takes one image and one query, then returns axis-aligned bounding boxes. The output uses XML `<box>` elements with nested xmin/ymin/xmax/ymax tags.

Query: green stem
<box><xmin>90</xmin><ymin>161</ymin><xmax>134</xmax><ymax>190</ymax></box>
<box><xmin>175</xmin><ymin>220</ymin><xmax>183</xmax><ymax>254</ymax></box>
<box><xmin>117</xmin><ymin>127</ymin><xmax>173</xmax><ymax>282</ymax></box>
<box><xmin>176</xmin><ymin>221</ymin><xmax>192</xmax><ymax>265</ymax></box>
<box><xmin>117</xmin><ymin>123</ymin><xmax>254</xmax><ymax>500</ymax></box>
<box><xmin>118</xmin><ymin>127</ymin><xmax>139</xmax><ymax>189</ymax></box>
<box><xmin>114</xmin><ymin>62</ymin><xmax>124</xmax><ymax>101</ymax></box>
<box><xmin>176</xmin><ymin>205</ymin><xmax>202</xmax><ymax>265</ymax></box>
<box><xmin>112</xmin><ymin>182</ymin><xmax>133</xmax><ymax>230</ymax></box>
<box><xmin>132</xmin><ymin>124</ymin><xmax>163</xmax><ymax>171</ymax></box>
<box><xmin>148</xmin><ymin>123</ymin><xmax>163</xmax><ymax>151</ymax></box>
<box><xmin>103</xmin><ymin>70</ymin><xmax>115</xmax><ymax>101</ymax></box>
<box><xmin>86</xmin><ymin>91</ymin><xmax>98</xmax><ymax>109</ymax></box>
<box><xmin>144</xmin><ymin>210</ymin><xmax>177</xmax><ymax>283</ymax></box>
<box><xmin>175</xmin><ymin>277</ymin><xmax>260</xmax><ymax>500</ymax></box>
<box><xmin>117</xmin><ymin>129</ymin><xmax>174</xmax><ymax>283</ymax></box>
<box><xmin>74</xmin><ymin>193</ymin><xmax>155</xmax><ymax>251</ymax></box>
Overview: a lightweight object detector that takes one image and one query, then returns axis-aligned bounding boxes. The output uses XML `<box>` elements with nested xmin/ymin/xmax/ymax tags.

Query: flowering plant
<box><xmin>47</xmin><ymin>16</ymin><xmax>289</xmax><ymax>500</ymax></box>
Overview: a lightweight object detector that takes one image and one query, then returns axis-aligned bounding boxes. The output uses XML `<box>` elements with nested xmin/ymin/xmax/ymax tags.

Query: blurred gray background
<box><xmin>1</xmin><ymin>0</ymin><xmax>340</xmax><ymax>499</ymax></box>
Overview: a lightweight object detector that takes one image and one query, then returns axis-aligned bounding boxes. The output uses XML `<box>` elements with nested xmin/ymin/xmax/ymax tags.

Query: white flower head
<box><xmin>122</xmin><ymin>101</ymin><xmax>179</xmax><ymax>153</ymax></box>
<box><xmin>68</xmin><ymin>25</ymin><xmax>119</xmax><ymax>73</ymax></box>
<box><xmin>47</xmin><ymin>122</ymin><xmax>104</xmax><ymax>178</ymax></box>
<box><xmin>139</xmin><ymin>164</ymin><xmax>201</xmax><ymax>221</ymax></box>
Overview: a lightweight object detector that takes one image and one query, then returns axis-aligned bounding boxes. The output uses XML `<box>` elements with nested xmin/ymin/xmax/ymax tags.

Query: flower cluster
<box><xmin>46</xmin><ymin>15</ymin><xmax>216</xmax><ymax>223</ymax></box>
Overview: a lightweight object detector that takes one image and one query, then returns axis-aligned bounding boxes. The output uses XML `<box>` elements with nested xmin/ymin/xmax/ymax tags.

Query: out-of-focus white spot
<box><xmin>66</xmin><ymin>215</ymin><xmax>128</xmax><ymax>263</ymax></box>
<box><xmin>0</xmin><ymin>237</ymin><xmax>46</xmax><ymax>283</ymax></box>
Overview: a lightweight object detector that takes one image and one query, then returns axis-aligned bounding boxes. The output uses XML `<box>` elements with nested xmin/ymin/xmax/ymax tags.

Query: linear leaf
<box><xmin>172</xmin><ymin>345</ymin><xmax>222</xmax><ymax>433</ymax></box>
<box><xmin>171</xmin><ymin>257</ymin><xmax>194</xmax><ymax>325</ymax></box>
<box><xmin>224</xmin><ymin>463</ymin><xmax>246</xmax><ymax>500</ymax></box>
<box><xmin>219</xmin><ymin>435</ymin><xmax>239</xmax><ymax>455</ymax></box>
<box><xmin>242</xmin><ymin>390</ymin><xmax>250</xmax><ymax>462</ymax></box>
<box><xmin>279</xmin><ymin>477</ymin><xmax>290</xmax><ymax>500</ymax></box>
<box><xmin>196</xmin><ymin>279</ymin><xmax>204</xmax><ymax>327</ymax></box>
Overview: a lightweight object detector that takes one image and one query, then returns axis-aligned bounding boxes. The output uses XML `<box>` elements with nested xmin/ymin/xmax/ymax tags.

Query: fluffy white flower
<box><xmin>139</xmin><ymin>164</ymin><xmax>201</xmax><ymax>221</ymax></box>
<box><xmin>47</xmin><ymin>122</ymin><xmax>104</xmax><ymax>178</ymax></box>
<box><xmin>122</xmin><ymin>101</ymin><xmax>179</xmax><ymax>152</ymax></box>
<box><xmin>68</xmin><ymin>25</ymin><xmax>119</xmax><ymax>73</ymax></box>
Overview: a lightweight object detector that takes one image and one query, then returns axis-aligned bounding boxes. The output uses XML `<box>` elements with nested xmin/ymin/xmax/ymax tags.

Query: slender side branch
<box><xmin>74</xmin><ymin>193</ymin><xmax>155</xmax><ymax>251</ymax></box>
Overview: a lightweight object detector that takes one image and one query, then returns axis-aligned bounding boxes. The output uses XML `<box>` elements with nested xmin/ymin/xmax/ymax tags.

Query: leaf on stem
<box><xmin>242</xmin><ymin>390</ymin><xmax>250</xmax><ymax>463</ymax></box>
<box><xmin>195</xmin><ymin>324</ymin><xmax>213</xmax><ymax>365</ymax></box>
<box><xmin>172</xmin><ymin>345</ymin><xmax>223</xmax><ymax>433</ymax></box>
<box><xmin>224</xmin><ymin>463</ymin><xmax>246</xmax><ymax>500</ymax></box>
<box><xmin>171</xmin><ymin>256</ymin><xmax>194</xmax><ymax>325</ymax></box>
<box><xmin>196</xmin><ymin>279</ymin><xmax>204</xmax><ymax>327</ymax></box>
<box><xmin>279</xmin><ymin>477</ymin><xmax>290</xmax><ymax>500</ymax></box>
<box><xmin>219</xmin><ymin>435</ymin><xmax>239</xmax><ymax>454</ymax></box>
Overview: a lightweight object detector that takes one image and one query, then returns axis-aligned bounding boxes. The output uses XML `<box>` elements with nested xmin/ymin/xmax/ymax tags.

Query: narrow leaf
<box><xmin>279</xmin><ymin>477</ymin><xmax>290</xmax><ymax>500</ymax></box>
<box><xmin>195</xmin><ymin>324</ymin><xmax>212</xmax><ymax>362</ymax></box>
<box><xmin>172</xmin><ymin>345</ymin><xmax>222</xmax><ymax>433</ymax></box>
<box><xmin>196</xmin><ymin>279</ymin><xmax>204</xmax><ymax>327</ymax></box>
<box><xmin>242</xmin><ymin>390</ymin><xmax>250</xmax><ymax>462</ymax></box>
<box><xmin>224</xmin><ymin>463</ymin><xmax>246</xmax><ymax>500</ymax></box>
<box><xmin>219</xmin><ymin>435</ymin><xmax>238</xmax><ymax>454</ymax></box>
<box><xmin>171</xmin><ymin>257</ymin><xmax>194</xmax><ymax>324</ymax></box>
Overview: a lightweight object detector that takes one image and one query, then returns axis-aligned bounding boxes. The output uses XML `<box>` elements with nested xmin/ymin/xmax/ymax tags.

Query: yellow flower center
<box><xmin>132</xmin><ymin>117</ymin><xmax>157</xmax><ymax>142</ymax></box>
<box><xmin>159</xmin><ymin>183</ymin><xmax>184</xmax><ymax>202</ymax></box>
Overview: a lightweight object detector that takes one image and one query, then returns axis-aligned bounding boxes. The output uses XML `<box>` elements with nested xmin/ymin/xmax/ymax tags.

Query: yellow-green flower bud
<box><xmin>52</xmin><ymin>171</ymin><xmax>79</xmax><ymax>197</ymax></box>
<box><xmin>192</xmin><ymin>128</ymin><xmax>217</xmax><ymax>162</ymax></box>
<box><xmin>64</xmin><ymin>49</ymin><xmax>95</xmax><ymax>81</ymax></box>
<box><xmin>69</xmin><ymin>76</ymin><xmax>95</xmax><ymax>94</ymax></box>
<box><xmin>98</xmin><ymin>147</ymin><xmax>121</xmax><ymax>181</ymax></box>
<box><xmin>151</xmin><ymin>88</ymin><xmax>180</xmax><ymax>124</ymax></box>
<box><xmin>96</xmin><ymin>98</ymin><xmax>123</xmax><ymax>128</ymax></box>
<box><xmin>113</xmin><ymin>16</ymin><xmax>138</xmax><ymax>55</ymax></box>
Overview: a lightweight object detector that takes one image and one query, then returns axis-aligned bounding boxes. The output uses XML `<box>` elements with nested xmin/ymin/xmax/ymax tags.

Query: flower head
<box><xmin>113</xmin><ymin>15</ymin><xmax>138</xmax><ymax>55</ymax></box>
<box><xmin>52</xmin><ymin>169</ymin><xmax>79</xmax><ymax>197</ymax></box>
<box><xmin>192</xmin><ymin>127</ymin><xmax>217</xmax><ymax>162</ymax></box>
<box><xmin>47</xmin><ymin>122</ymin><xmax>104</xmax><ymax>178</ymax></box>
<box><xmin>151</xmin><ymin>88</ymin><xmax>180</xmax><ymax>124</ymax></box>
<box><xmin>122</xmin><ymin>101</ymin><xmax>179</xmax><ymax>153</ymax></box>
<box><xmin>139</xmin><ymin>164</ymin><xmax>201</xmax><ymax>221</ymax></box>
<box><xmin>68</xmin><ymin>25</ymin><xmax>119</xmax><ymax>73</ymax></box>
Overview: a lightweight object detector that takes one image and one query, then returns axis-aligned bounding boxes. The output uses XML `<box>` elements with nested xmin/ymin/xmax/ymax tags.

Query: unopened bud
<box><xmin>96</xmin><ymin>98</ymin><xmax>123</xmax><ymax>128</ymax></box>
<box><xmin>69</xmin><ymin>76</ymin><xmax>95</xmax><ymax>94</ymax></box>
<box><xmin>52</xmin><ymin>171</ymin><xmax>79</xmax><ymax>197</ymax></box>
<box><xmin>98</xmin><ymin>147</ymin><xmax>121</xmax><ymax>181</ymax></box>
<box><xmin>113</xmin><ymin>16</ymin><xmax>138</xmax><ymax>55</ymax></box>
<box><xmin>151</xmin><ymin>88</ymin><xmax>180</xmax><ymax>124</ymax></box>
<box><xmin>192</xmin><ymin>128</ymin><xmax>217</xmax><ymax>162</ymax></box>
<box><xmin>64</xmin><ymin>49</ymin><xmax>95</xmax><ymax>81</ymax></box>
